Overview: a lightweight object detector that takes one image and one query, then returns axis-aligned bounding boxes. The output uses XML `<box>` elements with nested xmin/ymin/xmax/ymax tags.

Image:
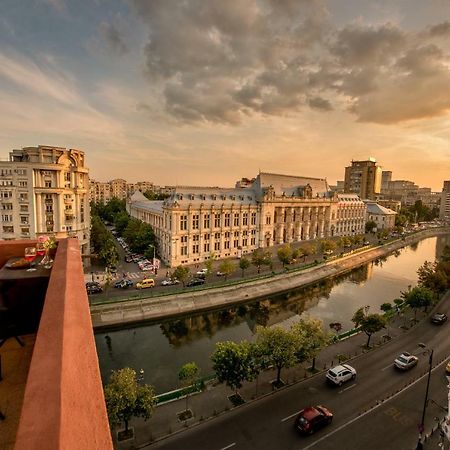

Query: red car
<box><xmin>295</xmin><ymin>405</ymin><xmax>333</xmax><ymax>435</ymax></box>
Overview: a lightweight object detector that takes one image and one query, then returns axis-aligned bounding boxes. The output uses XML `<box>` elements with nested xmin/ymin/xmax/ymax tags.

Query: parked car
<box><xmin>196</xmin><ymin>268</ymin><xmax>209</xmax><ymax>276</ymax></box>
<box><xmin>446</xmin><ymin>360</ymin><xmax>450</xmax><ymax>375</ymax></box>
<box><xmin>295</xmin><ymin>405</ymin><xmax>333</xmax><ymax>435</ymax></box>
<box><xmin>161</xmin><ymin>278</ymin><xmax>180</xmax><ymax>286</ymax></box>
<box><xmin>136</xmin><ymin>278</ymin><xmax>155</xmax><ymax>289</ymax></box>
<box><xmin>323</xmin><ymin>250</ymin><xmax>333</xmax><ymax>255</ymax></box>
<box><xmin>326</xmin><ymin>364</ymin><xmax>356</xmax><ymax>386</ymax></box>
<box><xmin>394</xmin><ymin>352</ymin><xmax>418</xmax><ymax>370</ymax></box>
<box><xmin>187</xmin><ymin>278</ymin><xmax>205</xmax><ymax>287</ymax></box>
<box><xmin>216</xmin><ymin>271</ymin><xmax>226</xmax><ymax>276</ymax></box>
<box><xmin>114</xmin><ymin>279</ymin><xmax>133</xmax><ymax>289</ymax></box>
<box><xmin>430</xmin><ymin>313</ymin><xmax>448</xmax><ymax>324</ymax></box>
<box><xmin>86</xmin><ymin>281</ymin><xmax>103</xmax><ymax>294</ymax></box>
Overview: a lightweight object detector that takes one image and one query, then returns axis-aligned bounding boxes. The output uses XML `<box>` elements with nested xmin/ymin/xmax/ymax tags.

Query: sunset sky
<box><xmin>1</xmin><ymin>0</ymin><xmax>450</xmax><ymax>190</ymax></box>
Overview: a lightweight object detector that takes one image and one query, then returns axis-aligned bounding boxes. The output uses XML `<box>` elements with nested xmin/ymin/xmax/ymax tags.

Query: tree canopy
<box><xmin>352</xmin><ymin>307</ymin><xmax>386</xmax><ymax>347</ymax></box>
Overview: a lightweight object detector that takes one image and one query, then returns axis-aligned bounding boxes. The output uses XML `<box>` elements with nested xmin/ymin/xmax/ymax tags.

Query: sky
<box><xmin>1</xmin><ymin>0</ymin><xmax>450</xmax><ymax>190</ymax></box>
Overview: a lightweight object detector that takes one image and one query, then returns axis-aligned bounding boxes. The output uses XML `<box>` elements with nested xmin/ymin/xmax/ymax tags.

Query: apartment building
<box><xmin>0</xmin><ymin>145</ymin><xmax>90</xmax><ymax>257</ymax></box>
<box><xmin>344</xmin><ymin>158</ymin><xmax>382</xmax><ymax>200</ymax></box>
<box><xmin>440</xmin><ymin>181</ymin><xmax>450</xmax><ymax>221</ymax></box>
<box><xmin>364</xmin><ymin>201</ymin><xmax>397</xmax><ymax>230</ymax></box>
<box><xmin>128</xmin><ymin>172</ymin><xmax>367</xmax><ymax>267</ymax></box>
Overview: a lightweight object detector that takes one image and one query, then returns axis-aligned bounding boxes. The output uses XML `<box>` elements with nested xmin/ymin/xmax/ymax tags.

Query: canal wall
<box><xmin>90</xmin><ymin>228</ymin><xmax>450</xmax><ymax>329</ymax></box>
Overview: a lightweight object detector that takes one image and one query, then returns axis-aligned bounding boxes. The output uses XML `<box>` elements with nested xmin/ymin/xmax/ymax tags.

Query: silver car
<box><xmin>394</xmin><ymin>352</ymin><xmax>418</xmax><ymax>370</ymax></box>
<box><xmin>326</xmin><ymin>364</ymin><xmax>356</xmax><ymax>386</ymax></box>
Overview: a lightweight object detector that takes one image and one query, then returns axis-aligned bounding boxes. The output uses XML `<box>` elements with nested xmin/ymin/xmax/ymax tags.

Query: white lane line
<box><xmin>301</xmin><ymin>356</ymin><xmax>449</xmax><ymax>450</ymax></box>
<box><xmin>381</xmin><ymin>363</ymin><xmax>393</xmax><ymax>371</ymax></box>
<box><xmin>281</xmin><ymin>410</ymin><xmax>302</xmax><ymax>422</ymax></box>
<box><xmin>219</xmin><ymin>443</ymin><xmax>236</xmax><ymax>450</ymax></box>
<box><xmin>338</xmin><ymin>383</ymin><xmax>357</xmax><ymax>394</ymax></box>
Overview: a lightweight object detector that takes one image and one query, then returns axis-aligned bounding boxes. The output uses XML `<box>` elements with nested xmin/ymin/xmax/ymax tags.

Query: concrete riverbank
<box><xmin>90</xmin><ymin>228</ymin><xmax>449</xmax><ymax>329</ymax></box>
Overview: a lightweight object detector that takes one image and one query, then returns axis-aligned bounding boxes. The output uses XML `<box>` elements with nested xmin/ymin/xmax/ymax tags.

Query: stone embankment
<box><xmin>90</xmin><ymin>228</ymin><xmax>449</xmax><ymax>329</ymax></box>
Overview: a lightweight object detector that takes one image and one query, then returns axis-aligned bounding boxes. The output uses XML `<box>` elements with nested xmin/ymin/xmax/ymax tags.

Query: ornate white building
<box><xmin>0</xmin><ymin>145</ymin><xmax>90</xmax><ymax>258</ymax></box>
<box><xmin>128</xmin><ymin>172</ymin><xmax>368</xmax><ymax>267</ymax></box>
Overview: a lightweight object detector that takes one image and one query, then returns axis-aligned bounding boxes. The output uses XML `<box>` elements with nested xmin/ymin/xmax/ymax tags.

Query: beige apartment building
<box><xmin>440</xmin><ymin>181</ymin><xmax>450</xmax><ymax>221</ymax></box>
<box><xmin>0</xmin><ymin>145</ymin><xmax>90</xmax><ymax>257</ymax></box>
<box><xmin>365</xmin><ymin>201</ymin><xmax>397</xmax><ymax>230</ymax></box>
<box><xmin>128</xmin><ymin>172</ymin><xmax>367</xmax><ymax>267</ymax></box>
<box><xmin>344</xmin><ymin>158</ymin><xmax>382</xmax><ymax>200</ymax></box>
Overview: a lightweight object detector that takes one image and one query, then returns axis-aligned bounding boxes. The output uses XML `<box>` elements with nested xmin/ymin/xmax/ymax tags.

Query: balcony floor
<box><xmin>0</xmin><ymin>335</ymin><xmax>35</xmax><ymax>450</ymax></box>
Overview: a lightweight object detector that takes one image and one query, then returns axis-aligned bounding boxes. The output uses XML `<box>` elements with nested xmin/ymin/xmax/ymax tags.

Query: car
<box><xmin>394</xmin><ymin>352</ymin><xmax>418</xmax><ymax>370</ymax></box>
<box><xmin>323</xmin><ymin>250</ymin><xmax>333</xmax><ymax>255</ymax></box>
<box><xmin>86</xmin><ymin>281</ymin><xmax>103</xmax><ymax>294</ymax></box>
<box><xmin>364</xmin><ymin>241</ymin><xmax>370</xmax><ymax>245</ymax></box>
<box><xmin>136</xmin><ymin>278</ymin><xmax>155</xmax><ymax>289</ymax></box>
<box><xmin>216</xmin><ymin>271</ymin><xmax>226</xmax><ymax>276</ymax></box>
<box><xmin>326</xmin><ymin>364</ymin><xmax>356</xmax><ymax>386</ymax></box>
<box><xmin>196</xmin><ymin>268</ymin><xmax>209</xmax><ymax>276</ymax></box>
<box><xmin>446</xmin><ymin>360</ymin><xmax>450</xmax><ymax>375</ymax></box>
<box><xmin>187</xmin><ymin>278</ymin><xmax>205</xmax><ymax>287</ymax></box>
<box><xmin>295</xmin><ymin>405</ymin><xmax>333</xmax><ymax>435</ymax></box>
<box><xmin>430</xmin><ymin>313</ymin><xmax>448</xmax><ymax>324</ymax></box>
<box><xmin>161</xmin><ymin>278</ymin><xmax>180</xmax><ymax>286</ymax></box>
<box><xmin>124</xmin><ymin>256</ymin><xmax>132</xmax><ymax>263</ymax></box>
<box><xmin>114</xmin><ymin>279</ymin><xmax>133</xmax><ymax>289</ymax></box>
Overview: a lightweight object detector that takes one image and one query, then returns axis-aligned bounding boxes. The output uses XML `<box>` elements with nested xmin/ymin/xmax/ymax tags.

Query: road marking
<box><xmin>338</xmin><ymin>383</ymin><xmax>357</xmax><ymax>394</ymax></box>
<box><xmin>300</xmin><ymin>356</ymin><xmax>450</xmax><ymax>450</ymax></box>
<box><xmin>381</xmin><ymin>363</ymin><xmax>394</xmax><ymax>371</ymax></box>
<box><xmin>281</xmin><ymin>410</ymin><xmax>302</xmax><ymax>422</ymax></box>
<box><xmin>219</xmin><ymin>443</ymin><xmax>236</xmax><ymax>450</ymax></box>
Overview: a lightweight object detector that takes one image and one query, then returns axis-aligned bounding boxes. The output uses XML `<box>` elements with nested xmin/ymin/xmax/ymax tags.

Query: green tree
<box><xmin>252</xmin><ymin>249</ymin><xmax>266</xmax><ymax>274</ymax></box>
<box><xmin>256</xmin><ymin>326</ymin><xmax>297</xmax><ymax>385</ymax></box>
<box><xmin>218</xmin><ymin>260</ymin><xmax>236</xmax><ymax>281</ymax></box>
<box><xmin>402</xmin><ymin>286</ymin><xmax>435</xmax><ymax>319</ymax></box>
<box><xmin>178</xmin><ymin>362</ymin><xmax>200</xmax><ymax>413</ymax></box>
<box><xmin>380</xmin><ymin>303</ymin><xmax>393</xmax><ymax>314</ymax></box>
<box><xmin>299</xmin><ymin>243</ymin><xmax>316</xmax><ymax>261</ymax></box>
<box><xmin>99</xmin><ymin>239</ymin><xmax>119</xmax><ymax>269</ymax></box>
<box><xmin>104</xmin><ymin>368</ymin><xmax>156</xmax><ymax>434</ymax></box>
<box><xmin>211</xmin><ymin>341</ymin><xmax>252</xmax><ymax>394</ymax></box>
<box><xmin>291</xmin><ymin>318</ymin><xmax>330</xmax><ymax>371</ymax></box>
<box><xmin>277</xmin><ymin>244</ymin><xmax>292</xmax><ymax>268</ymax></box>
<box><xmin>365</xmin><ymin>220</ymin><xmax>377</xmax><ymax>233</ymax></box>
<box><xmin>352</xmin><ymin>307</ymin><xmax>386</xmax><ymax>348</ymax></box>
<box><xmin>172</xmin><ymin>266</ymin><xmax>190</xmax><ymax>287</ymax></box>
<box><xmin>204</xmin><ymin>253</ymin><xmax>216</xmax><ymax>278</ymax></box>
<box><xmin>239</xmin><ymin>257</ymin><xmax>251</xmax><ymax>277</ymax></box>
<box><xmin>320</xmin><ymin>239</ymin><xmax>337</xmax><ymax>254</ymax></box>
<box><xmin>114</xmin><ymin>211</ymin><xmax>130</xmax><ymax>235</ymax></box>
<box><xmin>417</xmin><ymin>261</ymin><xmax>449</xmax><ymax>294</ymax></box>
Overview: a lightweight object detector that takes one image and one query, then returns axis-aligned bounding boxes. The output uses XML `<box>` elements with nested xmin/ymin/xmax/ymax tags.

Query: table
<box><xmin>0</xmin><ymin>257</ymin><xmax>52</xmax><ymax>336</ymax></box>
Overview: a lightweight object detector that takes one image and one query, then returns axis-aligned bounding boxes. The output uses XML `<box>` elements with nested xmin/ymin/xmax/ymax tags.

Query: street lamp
<box><xmin>416</xmin><ymin>343</ymin><xmax>434</xmax><ymax>450</ymax></box>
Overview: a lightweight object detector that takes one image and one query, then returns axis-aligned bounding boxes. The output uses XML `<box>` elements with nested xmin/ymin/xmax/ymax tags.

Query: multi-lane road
<box><xmin>146</xmin><ymin>299</ymin><xmax>450</xmax><ymax>450</ymax></box>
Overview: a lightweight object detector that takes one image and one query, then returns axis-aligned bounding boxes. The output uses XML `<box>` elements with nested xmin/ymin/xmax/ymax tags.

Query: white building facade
<box><xmin>364</xmin><ymin>201</ymin><xmax>397</xmax><ymax>230</ymax></box>
<box><xmin>128</xmin><ymin>172</ymin><xmax>368</xmax><ymax>267</ymax></box>
<box><xmin>0</xmin><ymin>145</ymin><xmax>90</xmax><ymax>258</ymax></box>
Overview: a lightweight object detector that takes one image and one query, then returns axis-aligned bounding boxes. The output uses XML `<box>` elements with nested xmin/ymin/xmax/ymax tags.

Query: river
<box><xmin>95</xmin><ymin>234</ymin><xmax>449</xmax><ymax>393</ymax></box>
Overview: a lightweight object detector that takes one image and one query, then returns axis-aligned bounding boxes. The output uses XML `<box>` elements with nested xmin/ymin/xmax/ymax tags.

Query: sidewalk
<box><xmin>112</xmin><ymin>305</ymin><xmax>438</xmax><ymax>449</ymax></box>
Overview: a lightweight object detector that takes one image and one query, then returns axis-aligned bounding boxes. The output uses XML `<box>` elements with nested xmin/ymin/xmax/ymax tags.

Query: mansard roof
<box><xmin>365</xmin><ymin>201</ymin><xmax>397</xmax><ymax>215</ymax></box>
<box><xmin>254</xmin><ymin>172</ymin><xmax>331</xmax><ymax>197</ymax></box>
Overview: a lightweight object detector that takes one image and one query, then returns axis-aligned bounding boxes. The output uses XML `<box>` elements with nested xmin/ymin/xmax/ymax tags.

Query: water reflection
<box><xmin>95</xmin><ymin>235</ymin><xmax>450</xmax><ymax>393</ymax></box>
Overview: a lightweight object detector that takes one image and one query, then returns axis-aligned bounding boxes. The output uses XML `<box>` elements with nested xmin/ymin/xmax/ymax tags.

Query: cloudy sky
<box><xmin>1</xmin><ymin>0</ymin><xmax>450</xmax><ymax>190</ymax></box>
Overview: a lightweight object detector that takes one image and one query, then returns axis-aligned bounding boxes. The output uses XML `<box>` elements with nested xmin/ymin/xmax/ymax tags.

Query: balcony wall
<box><xmin>2</xmin><ymin>239</ymin><xmax>113</xmax><ymax>449</ymax></box>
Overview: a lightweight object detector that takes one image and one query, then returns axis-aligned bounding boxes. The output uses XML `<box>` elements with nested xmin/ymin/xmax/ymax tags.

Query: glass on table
<box><xmin>24</xmin><ymin>247</ymin><xmax>37</xmax><ymax>272</ymax></box>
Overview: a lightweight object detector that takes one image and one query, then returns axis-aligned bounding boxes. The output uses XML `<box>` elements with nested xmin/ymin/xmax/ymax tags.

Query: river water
<box><xmin>95</xmin><ymin>235</ymin><xmax>449</xmax><ymax>393</ymax></box>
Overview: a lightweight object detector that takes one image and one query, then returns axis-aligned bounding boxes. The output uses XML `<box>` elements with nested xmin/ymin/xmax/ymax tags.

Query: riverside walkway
<box><xmin>90</xmin><ymin>228</ymin><xmax>449</xmax><ymax>329</ymax></box>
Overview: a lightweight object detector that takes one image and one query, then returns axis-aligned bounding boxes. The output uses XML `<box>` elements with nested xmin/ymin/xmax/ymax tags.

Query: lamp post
<box><xmin>416</xmin><ymin>343</ymin><xmax>433</xmax><ymax>450</ymax></box>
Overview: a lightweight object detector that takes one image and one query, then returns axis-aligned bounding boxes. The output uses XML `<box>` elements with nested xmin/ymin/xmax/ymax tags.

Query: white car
<box><xmin>326</xmin><ymin>364</ymin><xmax>356</xmax><ymax>386</ymax></box>
<box><xmin>196</xmin><ymin>268</ymin><xmax>209</xmax><ymax>276</ymax></box>
<box><xmin>161</xmin><ymin>279</ymin><xmax>180</xmax><ymax>286</ymax></box>
<box><xmin>394</xmin><ymin>352</ymin><xmax>418</xmax><ymax>370</ymax></box>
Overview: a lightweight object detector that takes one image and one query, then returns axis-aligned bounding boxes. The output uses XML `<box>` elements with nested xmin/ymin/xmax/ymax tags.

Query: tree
<box><xmin>352</xmin><ymin>307</ymin><xmax>386</xmax><ymax>348</ymax></box>
<box><xmin>178</xmin><ymin>362</ymin><xmax>200</xmax><ymax>413</ymax></box>
<box><xmin>320</xmin><ymin>240</ymin><xmax>337</xmax><ymax>254</ymax></box>
<box><xmin>417</xmin><ymin>261</ymin><xmax>449</xmax><ymax>294</ymax></box>
<box><xmin>218</xmin><ymin>260</ymin><xmax>236</xmax><ymax>280</ymax></box>
<box><xmin>104</xmin><ymin>368</ymin><xmax>156</xmax><ymax>434</ymax></box>
<box><xmin>172</xmin><ymin>265</ymin><xmax>190</xmax><ymax>287</ymax></box>
<box><xmin>402</xmin><ymin>286</ymin><xmax>435</xmax><ymax>319</ymax></box>
<box><xmin>365</xmin><ymin>220</ymin><xmax>377</xmax><ymax>233</ymax></box>
<box><xmin>380</xmin><ymin>303</ymin><xmax>393</xmax><ymax>314</ymax></box>
<box><xmin>204</xmin><ymin>253</ymin><xmax>216</xmax><ymax>277</ymax></box>
<box><xmin>252</xmin><ymin>249</ymin><xmax>266</xmax><ymax>274</ymax></box>
<box><xmin>256</xmin><ymin>326</ymin><xmax>297</xmax><ymax>385</ymax></box>
<box><xmin>277</xmin><ymin>244</ymin><xmax>292</xmax><ymax>268</ymax></box>
<box><xmin>99</xmin><ymin>238</ymin><xmax>119</xmax><ymax>269</ymax></box>
<box><xmin>299</xmin><ymin>243</ymin><xmax>316</xmax><ymax>261</ymax></box>
<box><xmin>239</xmin><ymin>257</ymin><xmax>251</xmax><ymax>277</ymax></box>
<box><xmin>211</xmin><ymin>341</ymin><xmax>252</xmax><ymax>393</ymax></box>
<box><xmin>291</xmin><ymin>318</ymin><xmax>330</xmax><ymax>371</ymax></box>
<box><xmin>114</xmin><ymin>211</ymin><xmax>130</xmax><ymax>235</ymax></box>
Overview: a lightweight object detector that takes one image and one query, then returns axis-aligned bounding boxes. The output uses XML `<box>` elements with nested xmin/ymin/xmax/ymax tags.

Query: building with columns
<box><xmin>0</xmin><ymin>145</ymin><xmax>90</xmax><ymax>258</ymax></box>
<box><xmin>128</xmin><ymin>172</ymin><xmax>367</xmax><ymax>267</ymax></box>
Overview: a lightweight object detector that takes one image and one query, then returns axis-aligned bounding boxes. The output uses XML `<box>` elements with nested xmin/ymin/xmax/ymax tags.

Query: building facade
<box><xmin>344</xmin><ymin>158</ymin><xmax>382</xmax><ymax>200</ymax></box>
<box><xmin>128</xmin><ymin>172</ymin><xmax>367</xmax><ymax>267</ymax></box>
<box><xmin>364</xmin><ymin>201</ymin><xmax>397</xmax><ymax>230</ymax></box>
<box><xmin>440</xmin><ymin>181</ymin><xmax>450</xmax><ymax>221</ymax></box>
<box><xmin>0</xmin><ymin>145</ymin><xmax>90</xmax><ymax>257</ymax></box>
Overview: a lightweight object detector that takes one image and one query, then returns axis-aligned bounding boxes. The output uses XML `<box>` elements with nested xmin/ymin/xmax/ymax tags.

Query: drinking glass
<box><xmin>24</xmin><ymin>247</ymin><xmax>37</xmax><ymax>272</ymax></box>
<box><xmin>36</xmin><ymin>242</ymin><xmax>46</xmax><ymax>264</ymax></box>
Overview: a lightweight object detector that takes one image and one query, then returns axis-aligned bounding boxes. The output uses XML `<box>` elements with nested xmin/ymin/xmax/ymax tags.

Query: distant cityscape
<box><xmin>1</xmin><ymin>146</ymin><xmax>449</xmax><ymax>268</ymax></box>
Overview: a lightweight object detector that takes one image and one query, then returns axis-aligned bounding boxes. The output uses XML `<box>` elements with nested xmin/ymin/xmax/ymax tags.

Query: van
<box><xmin>136</xmin><ymin>278</ymin><xmax>155</xmax><ymax>289</ymax></box>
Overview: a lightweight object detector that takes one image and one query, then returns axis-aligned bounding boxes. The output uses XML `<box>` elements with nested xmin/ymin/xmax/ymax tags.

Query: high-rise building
<box><xmin>440</xmin><ymin>181</ymin><xmax>450</xmax><ymax>221</ymax></box>
<box><xmin>344</xmin><ymin>158</ymin><xmax>382</xmax><ymax>200</ymax></box>
<box><xmin>0</xmin><ymin>145</ymin><xmax>90</xmax><ymax>257</ymax></box>
<box><xmin>381</xmin><ymin>171</ymin><xmax>392</xmax><ymax>190</ymax></box>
